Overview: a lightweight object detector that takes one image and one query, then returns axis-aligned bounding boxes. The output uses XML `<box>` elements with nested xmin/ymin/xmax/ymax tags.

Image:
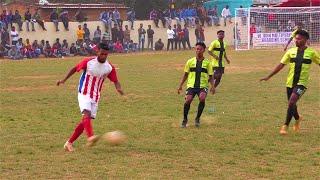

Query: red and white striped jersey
<box><xmin>76</xmin><ymin>56</ymin><xmax>118</xmax><ymax>102</ymax></box>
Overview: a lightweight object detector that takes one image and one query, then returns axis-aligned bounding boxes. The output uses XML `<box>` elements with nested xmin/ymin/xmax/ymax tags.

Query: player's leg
<box><xmin>181</xmin><ymin>89</ymin><xmax>195</xmax><ymax>128</ymax></box>
<box><xmin>86</xmin><ymin>103</ymin><xmax>101</xmax><ymax>147</ymax></box>
<box><xmin>213</xmin><ymin>68</ymin><xmax>223</xmax><ymax>88</ymax></box>
<box><xmin>291</xmin><ymin>86</ymin><xmax>305</xmax><ymax>131</ymax></box>
<box><xmin>195</xmin><ymin>89</ymin><xmax>208</xmax><ymax>127</ymax></box>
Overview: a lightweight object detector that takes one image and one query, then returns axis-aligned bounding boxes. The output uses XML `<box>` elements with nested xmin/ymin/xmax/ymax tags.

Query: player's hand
<box><xmin>226</xmin><ymin>59</ymin><xmax>230</xmax><ymax>64</ymax></box>
<box><xmin>117</xmin><ymin>89</ymin><xmax>124</xmax><ymax>95</ymax></box>
<box><xmin>284</xmin><ymin>47</ymin><xmax>287</xmax><ymax>51</ymax></box>
<box><xmin>260</xmin><ymin>77</ymin><xmax>270</xmax><ymax>82</ymax></box>
<box><xmin>177</xmin><ymin>86</ymin><xmax>182</xmax><ymax>94</ymax></box>
<box><xmin>210</xmin><ymin>86</ymin><xmax>216</xmax><ymax>94</ymax></box>
<box><xmin>56</xmin><ymin>80</ymin><xmax>65</xmax><ymax>86</ymax></box>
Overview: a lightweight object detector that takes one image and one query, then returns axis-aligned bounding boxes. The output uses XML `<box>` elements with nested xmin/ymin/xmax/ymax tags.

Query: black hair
<box><xmin>99</xmin><ymin>43</ymin><xmax>109</xmax><ymax>50</ymax></box>
<box><xmin>295</xmin><ymin>30</ymin><xmax>309</xmax><ymax>40</ymax></box>
<box><xmin>195</xmin><ymin>42</ymin><xmax>206</xmax><ymax>49</ymax></box>
<box><xmin>217</xmin><ymin>30</ymin><xmax>225</xmax><ymax>34</ymax></box>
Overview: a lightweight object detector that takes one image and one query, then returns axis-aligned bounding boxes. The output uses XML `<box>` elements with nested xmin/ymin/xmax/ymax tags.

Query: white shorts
<box><xmin>78</xmin><ymin>94</ymin><xmax>98</xmax><ymax>119</ymax></box>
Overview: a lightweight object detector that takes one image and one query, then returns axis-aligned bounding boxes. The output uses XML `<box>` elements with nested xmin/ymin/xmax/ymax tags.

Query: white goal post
<box><xmin>234</xmin><ymin>6</ymin><xmax>320</xmax><ymax>50</ymax></box>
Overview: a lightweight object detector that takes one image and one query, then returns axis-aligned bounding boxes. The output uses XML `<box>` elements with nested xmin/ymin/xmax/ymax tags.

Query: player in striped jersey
<box><xmin>57</xmin><ymin>43</ymin><xmax>124</xmax><ymax>152</ymax></box>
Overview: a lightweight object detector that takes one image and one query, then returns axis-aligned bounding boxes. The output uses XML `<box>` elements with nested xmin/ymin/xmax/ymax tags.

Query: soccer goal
<box><xmin>235</xmin><ymin>6</ymin><xmax>320</xmax><ymax>50</ymax></box>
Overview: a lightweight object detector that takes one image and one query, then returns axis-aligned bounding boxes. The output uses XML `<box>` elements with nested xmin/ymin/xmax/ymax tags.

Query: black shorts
<box><xmin>186</xmin><ymin>88</ymin><xmax>208</xmax><ymax>97</ymax></box>
<box><xmin>287</xmin><ymin>85</ymin><xmax>306</xmax><ymax>100</ymax></box>
<box><xmin>213</xmin><ymin>67</ymin><xmax>225</xmax><ymax>74</ymax></box>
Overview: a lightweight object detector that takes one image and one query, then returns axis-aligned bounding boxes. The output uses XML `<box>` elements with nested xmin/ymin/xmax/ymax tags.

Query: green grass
<box><xmin>0</xmin><ymin>49</ymin><xmax>319</xmax><ymax>179</ymax></box>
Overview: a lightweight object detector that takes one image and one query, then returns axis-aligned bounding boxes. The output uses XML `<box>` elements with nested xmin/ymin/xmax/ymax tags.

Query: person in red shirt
<box><xmin>250</xmin><ymin>23</ymin><xmax>257</xmax><ymax>46</ymax></box>
<box><xmin>57</xmin><ymin>43</ymin><xmax>124</xmax><ymax>152</ymax></box>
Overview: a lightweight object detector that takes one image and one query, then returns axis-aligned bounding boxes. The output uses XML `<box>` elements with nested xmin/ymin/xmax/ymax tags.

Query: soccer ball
<box><xmin>103</xmin><ymin>131</ymin><xmax>127</xmax><ymax>146</ymax></box>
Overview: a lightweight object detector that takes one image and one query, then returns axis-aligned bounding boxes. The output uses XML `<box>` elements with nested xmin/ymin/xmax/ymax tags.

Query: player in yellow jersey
<box><xmin>261</xmin><ymin>30</ymin><xmax>320</xmax><ymax>135</ymax></box>
<box><xmin>178</xmin><ymin>42</ymin><xmax>215</xmax><ymax>128</ymax></box>
<box><xmin>208</xmin><ymin>30</ymin><xmax>231</xmax><ymax>90</ymax></box>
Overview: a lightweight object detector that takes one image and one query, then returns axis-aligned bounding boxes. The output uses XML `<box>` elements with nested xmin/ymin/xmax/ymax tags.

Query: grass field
<box><xmin>0</xmin><ymin>49</ymin><xmax>319</xmax><ymax>179</ymax></box>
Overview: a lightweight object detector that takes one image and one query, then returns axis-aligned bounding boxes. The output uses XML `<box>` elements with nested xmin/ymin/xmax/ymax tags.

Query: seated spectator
<box><xmin>127</xmin><ymin>40</ymin><xmax>137</xmax><ymax>53</ymax></box>
<box><xmin>50</xmin><ymin>9</ymin><xmax>59</xmax><ymax>31</ymax></box>
<box><xmin>75</xmin><ymin>8</ymin><xmax>88</xmax><ymax>22</ymax></box>
<box><xmin>8</xmin><ymin>45</ymin><xmax>23</xmax><ymax>60</ymax></box>
<box><xmin>25</xmin><ymin>8</ymin><xmax>35</xmax><ymax>31</ymax></box>
<box><xmin>83</xmin><ymin>40</ymin><xmax>98</xmax><ymax>55</ymax></box>
<box><xmin>32</xmin><ymin>40</ymin><xmax>41</xmax><ymax>57</ymax></box>
<box><xmin>150</xmin><ymin>9</ymin><xmax>159</xmax><ymax>28</ymax></box>
<box><xmin>52</xmin><ymin>38</ymin><xmax>62</xmax><ymax>57</ymax></box>
<box><xmin>207</xmin><ymin>6</ymin><xmax>220</xmax><ymax>26</ymax></box>
<box><xmin>16</xmin><ymin>38</ymin><xmax>24</xmax><ymax>56</ymax></box>
<box><xmin>25</xmin><ymin>39</ymin><xmax>35</xmax><ymax>58</ymax></box>
<box><xmin>0</xmin><ymin>43</ymin><xmax>8</xmax><ymax>58</ymax></box>
<box><xmin>69</xmin><ymin>43</ymin><xmax>77</xmax><ymax>56</ymax></box>
<box><xmin>60</xmin><ymin>9</ymin><xmax>69</xmax><ymax>31</ymax></box>
<box><xmin>44</xmin><ymin>41</ymin><xmax>52</xmax><ymax>57</ymax></box>
<box><xmin>163</xmin><ymin>9</ymin><xmax>172</xmax><ymax>28</ymax></box>
<box><xmin>13</xmin><ymin>10</ymin><xmax>23</xmax><ymax>31</ymax></box>
<box><xmin>7</xmin><ymin>10</ymin><xmax>14</xmax><ymax>29</ymax></box>
<box><xmin>78</xmin><ymin>44</ymin><xmax>88</xmax><ymax>56</ymax></box>
<box><xmin>127</xmin><ymin>8</ymin><xmax>135</xmax><ymax>30</ymax></box>
<box><xmin>61</xmin><ymin>39</ymin><xmax>69</xmax><ymax>56</ymax></box>
<box><xmin>100</xmin><ymin>10</ymin><xmax>112</xmax><ymax>31</ymax></box>
<box><xmin>39</xmin><ymin>40</ymin><xmax>45</xmax><ymax>54</ymax></box>
<box><xmin>33</xmin><ymin>9</ymin><xmax>47</xmax><ymax>31</ymax></box>
<box><xmin>113</xmin><ymin>8</ymin><xmax>122</xmax><ymax>26</ymax></box>
<box><xmin>154</xmin><ymin>39</ymin><xmax>164</xmax><ymax>51</ymax></box>
<box><xmin>113</xmin><ymin>40</ymin><xmax>124</xmax><ymax>53</ymax></box>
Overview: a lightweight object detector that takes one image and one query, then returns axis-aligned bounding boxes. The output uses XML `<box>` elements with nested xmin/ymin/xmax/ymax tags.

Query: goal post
<box><xmin>235</xmin><ymin>6</ymin><xmax>320</xmax><ymax>50</ymax></box>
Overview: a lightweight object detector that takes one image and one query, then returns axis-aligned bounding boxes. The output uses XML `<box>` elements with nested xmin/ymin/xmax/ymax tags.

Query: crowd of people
<box><xmin>0</xmin><ymin>3</ymin><xmax>238</xmax><ymax>59</ymax></box>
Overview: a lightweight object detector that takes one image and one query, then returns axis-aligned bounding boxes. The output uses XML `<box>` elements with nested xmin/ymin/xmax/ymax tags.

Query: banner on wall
<box><xmin>252</xmin><ymin>32</ymin><xmax>291</xmax><ymax>46</ymax></box>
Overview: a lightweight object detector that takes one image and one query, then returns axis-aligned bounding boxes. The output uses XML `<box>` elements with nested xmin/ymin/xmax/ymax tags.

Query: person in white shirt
<box><xmin>167</xmin><ymin>25</ymin><xmax>175</xmax><ymax>50</ymax></box>
<box><xmin>221</xmin><ymin>5</ymin><xmax>232</xmax><ymax>26</ymax></box>
<box><xmin>10</xmin><ymin>26</ymin><xmax>19</xmax><ymax>45</ymax></box>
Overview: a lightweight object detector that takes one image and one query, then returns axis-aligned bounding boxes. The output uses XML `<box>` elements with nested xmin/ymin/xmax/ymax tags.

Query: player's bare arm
<box><xmin>114</xmin><ymin>81</ymin><xmax>124</xmax><ymax>95</ymax></box>
<box><xmin>260</xmin><ymin>63</ymin><xmax>285</xmax><ymax>81</ymax></box>
<box><xmin>178</xmin><ymin>72</ymin><xmax>188</xmax><ymax>94</ymax></box>
<box><xmin>57</xmin><ymin>66</ymin><xmax>77</xmax><ymax>86</ymax></box>
<box><xmin>224</xmin><ymin>52</ymin><xmax>230</xmax><ymax>64</ymax></box>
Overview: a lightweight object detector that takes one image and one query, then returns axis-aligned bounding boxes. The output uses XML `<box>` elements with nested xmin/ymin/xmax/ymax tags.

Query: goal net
<box><xmin>235</xmin><ymin>7</ymin><xmax>320</xmax><ymax>50</ymax></box>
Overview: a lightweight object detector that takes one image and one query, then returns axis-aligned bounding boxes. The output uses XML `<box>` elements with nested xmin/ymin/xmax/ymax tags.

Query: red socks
<box><xmin>68</xmin><ymin>116</ymin><xmax>93</xmax><ymax>144</ymax></box>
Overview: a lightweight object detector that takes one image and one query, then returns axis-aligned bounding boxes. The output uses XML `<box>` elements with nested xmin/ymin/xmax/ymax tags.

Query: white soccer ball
<box><xmin>103</xmin><ymin>131</ymin><xmax>127</xmax><ymax>146</ymax></box>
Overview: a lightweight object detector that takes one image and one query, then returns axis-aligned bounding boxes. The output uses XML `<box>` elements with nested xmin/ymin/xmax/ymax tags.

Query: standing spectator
<box><xmin>177</xmin><ymin>24</ymin><xmax>184</xmax><ymax>50</ymax></box>
<box><xmin>195</xmin><ymin>25</ymin><xmax>205</xmax><ymax>43</ymax></box>
<box><xmin>25</xmin><ymin>8</ymin><xmax>35</xmax><ymax>31</ymax></box>
<box><xmin>221</xmin><ymin>5</ymin><xmax>232</xmax><ymax>26</ymax></box>
<box><xmin>33</xmin><ymin>9</ymin><xmax>47</xmax><ymax>31</ymax></box>
<box><xmin>1</xmin><ymin>27</ymin><xmax>10</xmax><ymax>49</ymax></box>
<box><xmin>147</xmin><ymin>25</ymin><xmax>154</xmax><ymax>50</ymax></box>
<box><xmin>111</xmin><ymin>24</ymin><xmax>119</xmax><ymax>43</ymax></box>
<box><xmin>60</xmin><ymin>9</ymin><xmax>69</xmax><ymax>31</ymax></box>
<box><xmin>83</xmin><ymin>23</ymin><xmax>90</xmax><ymax>41</ymax></box>
<box><xmin>50</xmin><ymin>9</ymin><xmax>59</xmax><ymax>31</ymax></box>
<box><xmin>183</xmin><ymin>24</ymin><xmax>191</xmax><ymax>49</ymax></box>
<box><xmin>197</xmin><ymin>6</ymin><xmax>206</xmax><ymax>27</ymax></box>
<box><xmin>113</xmin><ymin>9</ymin><xmax>122</xmax><ymax>26</ymax></box>
<box><xmin>76</xmin><ymin>25</ymin><xmax>85</xmax><ymax>44</ymax></box>
<box><xmin>13</xmin><ymin>10</ymin><xmax>23</xmax><ymax>31</ymax></box>
<box><xmin>199</xmin><ymin>25</ymin><xmax>205</xmax><ymax>43</ymax></box>
<box><xmin>6</xmin><ymin>10</ymin><xmax>13</xmax><ymax>29</ymax></box>
<box><xmin>124</xmin><ymin>25</ymin><xmax>131</xmax><ymax>43</ymax></box>
<box><xmin>102</xmin><ymin>30</ymin><xmax>111</xmax><ymax>44</ymax></box>
<box><xmin>250</xmin><ymin>23</ymin><xmax>257</xmax><ymax>46</ymax></box>
<box><xmin>173</xmin><ymin>24</ymin><xmax>178</xmax><ymax>49</ymax></box>
<box><xmin>127</xmin><ymin>8</ymin><xmax>135</xmax><ymax>30</ymax></box>
<box><xmin>118</xmin><ymin>26</ymin><xmax>124</xmax><ymax>43</ymax></box>
<box><xmin>75</xmin><ymin>8</ymin><xmax>87</xmax><ymax>22</ymax></box>
<box><xmin>150</xmin><ymin>9</ymin><xmax>159</xmax><ymax>28</ymax></box>
<box><xmin>93</xmin><ymin>26</ymin><xmax>102</xmax><ymax>44</ymax></box>
<box><xmin>155</xmin><ymin>39</ymin><xmax>164</xmax><ymax>51</ymax></box>
<box><xmin>166</xmin><ymin>25</ymin><xmax>175</xmax><ymax>51</ymax></box>
<box><xmin>10</xmin><ymin>26</ymin><xmax>19</xmax><ymax>45</ymax></box>
<box><xmin>138</xmin><ymin>23</ymin><xmax>146</xmax><ymax>51</ymax></box>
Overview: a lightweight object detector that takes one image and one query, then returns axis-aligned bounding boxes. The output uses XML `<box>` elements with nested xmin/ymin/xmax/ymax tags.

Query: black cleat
<box><xmin>195</xmin><ymin>118</ymin><xmax>200</xmax><ymax>128</ymax></box>
<box><xmin>181</xmin><ymin>119</ymin><xmax>188</xmax><ymax>128</ymax></box>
